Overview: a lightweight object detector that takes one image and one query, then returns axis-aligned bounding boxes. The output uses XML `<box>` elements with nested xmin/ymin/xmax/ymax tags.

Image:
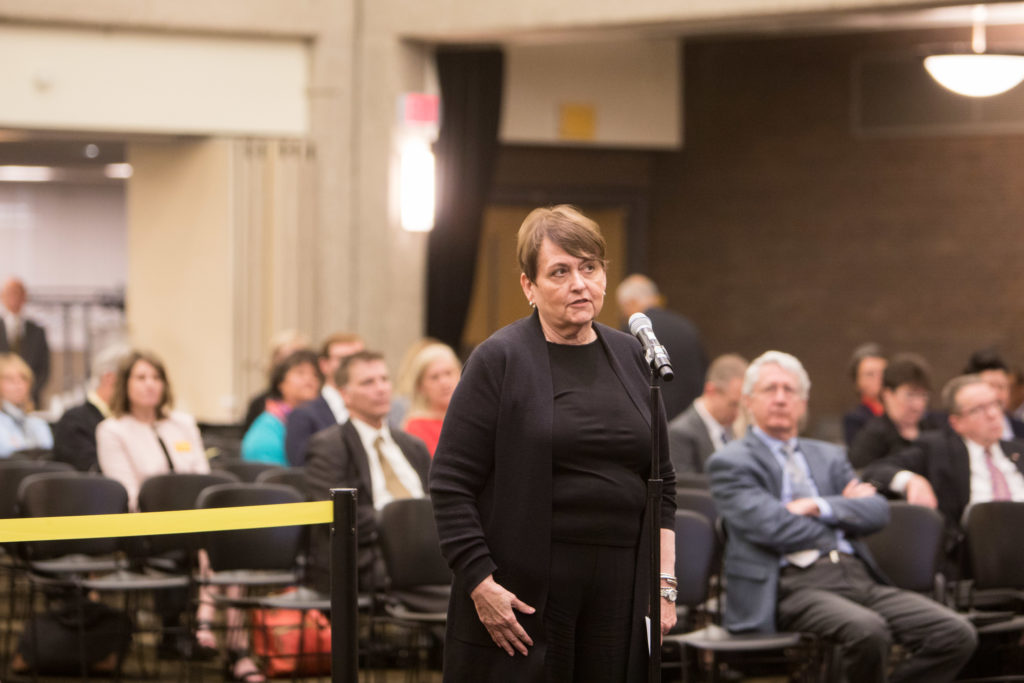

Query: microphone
<box><xmin>628</xmin><ymin>313</ymin><xmax>674</xmax><ymax>381</ymax></box>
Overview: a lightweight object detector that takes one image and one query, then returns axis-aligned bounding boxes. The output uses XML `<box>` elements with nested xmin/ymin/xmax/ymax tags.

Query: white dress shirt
<box><xmin>350</xmin><ymin>417</ymin><xmax>424</xmax><ymax>510</ymax></box>
<box><xmin>694</xmin><ymin>397</ymin><xmax>731</xmax><ymax>452</ymax></box>
<box><xmin>321</xmin><ymin>385</ymin><xmax>348</xmax><ymax>423</ymax></box>
<box><xmin>964</xmin><ymin>438</ymin><xmax>1024</xmax><ymax>519</ymax></box>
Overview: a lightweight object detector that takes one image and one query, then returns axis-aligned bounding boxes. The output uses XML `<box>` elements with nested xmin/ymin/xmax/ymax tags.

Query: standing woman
<box><xmin>400</xmin><ymin>341</ymin><xmax>461</xmax><ymax>456</ymax></box>
<box><xmin>430</xmin><ymin>205</ymin><xmax>677</xmax><ymax>682</ymax></box>
<box><xmin>0</xmin><ymin>353</ymin><xmax>53</xmax><ymax>457</ymax></box>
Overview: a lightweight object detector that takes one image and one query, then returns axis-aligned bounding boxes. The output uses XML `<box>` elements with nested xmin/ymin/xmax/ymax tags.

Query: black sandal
<box><xmin>194</xmin><ymin>620</ymin><xmax>219</xmax><ymax>661</ymax></box>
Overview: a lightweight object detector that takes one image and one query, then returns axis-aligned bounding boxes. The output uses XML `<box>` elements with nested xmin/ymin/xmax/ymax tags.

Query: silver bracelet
<box><xmin>659</xmin><ymin>573</ymin><xmax>677</xmax><ymax>586</ymax></box>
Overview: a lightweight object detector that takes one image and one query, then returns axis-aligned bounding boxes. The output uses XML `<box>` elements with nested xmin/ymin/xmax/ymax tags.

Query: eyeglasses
<box><xmin>958</xmin><ymin>399</ymin><xmax>1002</xmax><ymax>418</ymax></box>
<box><xmin>754</xmin><ymin>383</ymin><xmax>802</xmax><ymax>398</ymax></box>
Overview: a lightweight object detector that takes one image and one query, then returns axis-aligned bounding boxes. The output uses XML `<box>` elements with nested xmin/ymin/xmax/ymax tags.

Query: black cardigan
<box><xmin>429</xmin><ymin>311</ymin><xmax>676</xmax><ymax>679</ymax></box>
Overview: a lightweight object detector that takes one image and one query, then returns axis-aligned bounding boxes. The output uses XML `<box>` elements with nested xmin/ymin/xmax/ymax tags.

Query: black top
<box><xmin>52</xmin><ymin>400</ymin><xmax>105</xmax><ymax>472</ymax></box>
<box><xmin>848</xmin><ymin>412</ymin><xmax>945</xmax><ymax>470</ymax></box>
<box><xmin>548</xmin><ymin>340</ymin><xmax>649</xmax><ymax>546</ymax></box>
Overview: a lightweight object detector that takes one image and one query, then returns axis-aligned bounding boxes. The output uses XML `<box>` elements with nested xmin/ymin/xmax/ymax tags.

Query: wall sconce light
<box><xmin>924</xmin><ymin>5</ymin><xmax>1024</xmax><ymax>97</ymax></box>
<box><xmin>397</xmin><ymin>93</ymin><xmax>440</xmax><ymax>232</ymax></box>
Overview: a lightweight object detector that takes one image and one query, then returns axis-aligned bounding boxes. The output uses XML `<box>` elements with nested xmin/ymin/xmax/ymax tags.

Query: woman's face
<box><xmin>882</xmin><ymin>384</ymin><xmax>929</xmax><ymax>429</ymax></box>
<box><xmin>419</xmin><ymin>357</ymin><xmax>460</xmax><ymax>413</ymax></box>
<box><xmin>856</xmin><ymin>356</ymin><xmax>887</xmax><ymax>401</ymax></box>
<box><xmin>0</xmin><ymin>366</ymin><xmax>30</xmax><ymax>407</ymax></box>
<box><xmin>279</xmin><ymin>362</ymin><xmax>321</xmax><ymax>407</ymax></box>
<box><xmin>127</xmin><ymin>360</ymin><xmax>165</xmax><ymax>412</ymax></box>
<box><xmin>520</xmin><ymin>238</ymin><xmax>606</xmax><ymax>337</ymax></box>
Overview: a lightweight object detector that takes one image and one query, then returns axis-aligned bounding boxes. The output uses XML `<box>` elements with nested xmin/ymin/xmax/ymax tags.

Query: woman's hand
<box><xmin>470</xmin><ymin>575</ymin><xmax>536</xmax><ymax>656</ymax></box>
<box><xmin>660</xmin><ymin>591</ymin><xmax>677</xmax><ymax>642</ymax></box>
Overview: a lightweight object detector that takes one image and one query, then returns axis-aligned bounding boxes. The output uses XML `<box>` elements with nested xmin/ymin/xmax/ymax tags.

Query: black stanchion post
<box><xmin>330</xmin><ymin>488</ymin><xmax>359</xmax><ymax>683</ymax></box>
<box><xmin>648</xmin><ymin>383</ymin><xmax>663</xmax><ymax>683</ymax></box>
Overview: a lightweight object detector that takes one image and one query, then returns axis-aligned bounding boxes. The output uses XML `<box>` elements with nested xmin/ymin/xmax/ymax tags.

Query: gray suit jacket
<box><xmin>707</xmin><ymin>431</ymin><xmax>890</xmax><ymax>633</ymax></box>
<box><xmin>668</xmin><ymin>402</ymin><xmax>717</xmax><ymax>475</ymax></box>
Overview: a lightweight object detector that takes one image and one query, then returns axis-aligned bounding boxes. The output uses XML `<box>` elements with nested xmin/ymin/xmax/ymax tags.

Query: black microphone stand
<box><xmin>646</xmin><ymin>367</ymin><xmax>664</xmax><ymax>683</ymax></box>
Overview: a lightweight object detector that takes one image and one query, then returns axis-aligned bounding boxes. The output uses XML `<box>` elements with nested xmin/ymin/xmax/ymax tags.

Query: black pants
<box><xmin>543</xmin><ymin>541</ymin><xmax>639</xmax><ymax>683</ymax></box>
<box><xmin>777</xmin><ymin>553</ymin><xmax>976</xmax><ymax>682</ymax></box>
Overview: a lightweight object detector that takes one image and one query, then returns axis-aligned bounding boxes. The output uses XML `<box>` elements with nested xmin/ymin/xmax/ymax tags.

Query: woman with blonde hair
<box><xmin>400</xmin><ymin>341</ymin><xmax>462</xmax><ymax>455</ymax></box>
<box><xmin>0</xmin><ymin>352</ymin><xmax>52</xmax><ymax>457</ymax></box>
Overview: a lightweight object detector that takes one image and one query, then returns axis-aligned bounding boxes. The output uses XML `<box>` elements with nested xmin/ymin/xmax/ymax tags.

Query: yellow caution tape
<box><xmin>0</xmin><ymin>501</ymin><xmax>334</xmax><ymax>543</ymax></box>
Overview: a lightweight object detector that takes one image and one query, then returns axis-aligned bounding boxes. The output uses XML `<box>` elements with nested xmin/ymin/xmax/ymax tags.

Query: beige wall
<box><xmin>126</xmin><ymin>140</ymin><xmax>235</xmax><ymax>420</ymax></box>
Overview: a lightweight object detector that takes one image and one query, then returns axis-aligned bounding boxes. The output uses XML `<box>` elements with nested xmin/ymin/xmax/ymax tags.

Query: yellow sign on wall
<box><xmin>558</xmin><ymin>102</ymin><xmax>596</xmax><ymax>141</ymax></box>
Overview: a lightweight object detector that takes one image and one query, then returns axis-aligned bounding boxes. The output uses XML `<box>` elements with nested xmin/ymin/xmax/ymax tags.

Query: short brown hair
<box><xmin>942</xmin><ymin>374</ymin><xmax>986</xmax><ymax>415</ymax></box>
<box><xmin>516</xmin><ymin>205</ymin><xmax>607</xmax><ymax>283</ymax></box>
<box><xmin>883</xmin><ymin>353</ymin><xmax>932</xmax><ymax>393</ymax></box>
<box><xmin>320</xmin><ymin>332</ymin><xmax>363</xmax><ymax>359</ymax></box>
<box><xmin>335</xmin><ymin>350</ymin><xmax>386</xmax><ymax>388</ymax></box>
<box><xmin>110</xmin><ymin>350</ymin><xmax>174</xmax><ymax>418</ymax></box>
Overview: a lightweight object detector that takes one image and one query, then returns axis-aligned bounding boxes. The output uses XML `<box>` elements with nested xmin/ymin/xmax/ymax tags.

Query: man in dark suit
<box><xmin>304</xmin><ymin>350</ymin><xmax>431</xmax><ymax>592</ymax></box>
<box><xmin>963</xmin><ymin>348</ymin><xmax>1024</xmax><ymax>440</ymax></box>
<box><xmin>284</xmin><ymin>332</ymin><xmax>364</xmax><ymax>466</ymax></box>
<box><xmin>51</xmin><ymin>344</ymin><xmax>129</xmax><ymax>471</ymax></box>
<box><xmin>667</xmin><ymin>353</ymin><xmax>746</xmax><ymax>481</ymax></box>
<box><xmin>863</xmin><ymin>374</ymin><xmax>1024</xmax><ymax>562</ymax></box>
<box><xmin>708</xmin><ymin>351</ymin><xmax>975</xmax><ymax>682</ymax></box>
<box><xmin>0</xmin><ymin>278</ymin><xmax>49</xmax><ymax>407</ymax></box>
<box><xmin>616</xmin><ymin>274</ymin><xmax>706</xmax><ymax>420</ymax></box>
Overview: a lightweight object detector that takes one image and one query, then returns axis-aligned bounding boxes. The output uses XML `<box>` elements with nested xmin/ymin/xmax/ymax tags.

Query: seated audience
<box><xmin>399</xmin><ymin>341</ymin><xmax>461</xmax><ymax>456</ymax></box>
<box><xmin>708</xmin><ymin>351</ymin><xmax>975</xmax><ymax>682</ymax></box>
<box><xmin>842</xmin><ymin>342</ymin><xmax>886</xmax><ymax>446</ymax></box>
<box><xmin>284</xmin><ymin>332</ymin><xmax>364</xmax><ymax>466</ymax></box>
<box><xmin>863</xmin><ymin>374</ymin><xmax>1024</xmax><ymax>566</ymax></box>
<box><xmin>51</xmin><ymin>344</ymin><xmax>129</xmax><ymax>471</ymax></box>
<box><xmin>242</xmin><ymin>349</ymin><xmax>322</xmax><ymax>466</ymax></box>
<box><xmin>848</xmin><ymin>353</ymin><xmax>944</xmax><ymax>470</ymax></box>
<box><xmin>963</xmin><ymin>348</ymin><xmax>1024</xmax><ymax>440</ymax></box>
<box><xmin>241</xmin><ymin>329</ymin><xmax>311</xmax><ymax>432</ymax></box>
<box><xmin>667</xmin><ymin>353</ymin><xmax>747</xmax><ymax>479</ymax></box>
<box><xmin>304</xmin><ymin>351</ymin><xmax>431</xmax><ymax>592</ymax></box>
<box><xmin>0</xmin><ymin>352</ymin><xmax>53</xmax><ymax>457</ymax></box>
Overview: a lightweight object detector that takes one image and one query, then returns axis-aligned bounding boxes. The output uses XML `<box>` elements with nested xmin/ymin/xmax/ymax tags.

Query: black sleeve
<box><xmin>429</xmin><ymin>345</ymin><xmax>502</xmax><ymax>593</ymax></box>
<box><xmin>52</xmin><ymin>409</ymin><xmax>98</xmax><ymax>472</ymax></box>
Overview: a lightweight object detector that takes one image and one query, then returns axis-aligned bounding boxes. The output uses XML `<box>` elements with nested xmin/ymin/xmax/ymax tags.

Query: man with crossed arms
<box><xmin>708</xmin><ymin>351</ymin><xmax>975</xmax><ymax>682</ymax></box>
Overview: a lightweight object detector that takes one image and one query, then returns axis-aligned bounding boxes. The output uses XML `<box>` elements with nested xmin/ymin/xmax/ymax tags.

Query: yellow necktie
<box><xmin>375</xmin><ymin>435</ymin><xmax>411</xmax><ymax>500</ymax></box>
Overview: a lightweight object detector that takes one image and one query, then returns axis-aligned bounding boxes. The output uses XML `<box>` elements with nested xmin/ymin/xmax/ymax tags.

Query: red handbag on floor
<box><xmin>251</xmin><ymin>603</ymin><xmax>331</xmax><ymax>677</ymax></box>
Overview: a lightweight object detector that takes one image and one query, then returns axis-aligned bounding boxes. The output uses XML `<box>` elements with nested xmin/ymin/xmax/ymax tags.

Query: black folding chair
<box><xmin>377</xmin><ymin>498</ymin><xmax>451</xmax><ymax>681</ymax></box>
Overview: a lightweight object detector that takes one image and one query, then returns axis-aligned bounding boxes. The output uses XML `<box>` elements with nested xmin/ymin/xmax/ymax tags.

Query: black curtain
<box><xmin>426</xmin><ymin>48</ymin><xmax>504</xmax><ymax>351</ymax></box>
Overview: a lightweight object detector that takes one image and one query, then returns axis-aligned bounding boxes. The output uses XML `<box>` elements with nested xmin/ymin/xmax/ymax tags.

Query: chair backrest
<box><xmin>674</xmin><ymin>510</ymin><xmax>715</xmax><ymax>608</ymax></box>
<box><xmin>196</xmin><ymin>482</ymin><xmax>305</xmax><ymax>572</ymax></box>
<box><xmin>0</xmin><ymin>460</ymin><xmax>74</xmax><ymax>519</ymax></box>
<box><xmin>377</xmin><ymin>498</ymin><xmax>452</xmax><ymax>589</ymax></box>
<box><xmin>965</xmin><ymin>501</ymin><xmax>1024</xmax><ymax>591</ymax></box>
<box><xmin>17</xmin><ymin>472</ymin><xmax>129</xmax><ymax>559</ymax></box>
<box><xmin>676</xmin><ymin>473</ymin><xmax>710</xmax><ymax>491</ymax></box>
<box><xmin>676</xmin><ymin>489</ymin><xmax>718</xmax><ymax>527</ymax></box>
<box><xmin>9</xmin><ymin>448</ymin><xmax>55</xmax><ymax>461</ymax></box>
<box><xmin>214</xmin><ymin>460</ymin><xmax>284</xmax><ymax>483</ymax></box>
<box><xmin>255</xmin><ymin>466</ymin><xmax>309</xmax><ymax>500</ymax></box>
<box><xmin>863</xmin><ymin>501</ymin><xmax>945</xmax><ymax>593</ymax></box>
<box><xmin>137</xmin><ymin>470</ymin><xmax>241</xmax><ymax>556</ymax></box>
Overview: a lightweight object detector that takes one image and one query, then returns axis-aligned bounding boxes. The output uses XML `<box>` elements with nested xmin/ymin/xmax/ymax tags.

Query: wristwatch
<box><xmin>659</xmin><ymin>586</ymin><xmax>677</xmax><ymax>603</ymax></box>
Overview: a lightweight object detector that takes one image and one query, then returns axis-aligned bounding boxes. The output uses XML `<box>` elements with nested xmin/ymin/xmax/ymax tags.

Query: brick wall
<box><xmin>650</xmin><ymin>31</ymin><xmax>1024</xmax><ymax>438</ymax></box>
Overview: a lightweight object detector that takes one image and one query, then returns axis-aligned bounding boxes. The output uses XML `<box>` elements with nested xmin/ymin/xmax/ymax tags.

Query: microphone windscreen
<box><xmin>628</xmin><ymin>312</ymin><xmax>652</xmax><ymax>337</ymax></box>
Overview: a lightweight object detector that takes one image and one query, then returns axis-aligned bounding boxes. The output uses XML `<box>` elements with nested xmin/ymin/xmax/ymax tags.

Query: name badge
<box><xmin>174</xmin><ymin>441</ymin><xmax>192</xmax><ymax>453</ymax></box>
